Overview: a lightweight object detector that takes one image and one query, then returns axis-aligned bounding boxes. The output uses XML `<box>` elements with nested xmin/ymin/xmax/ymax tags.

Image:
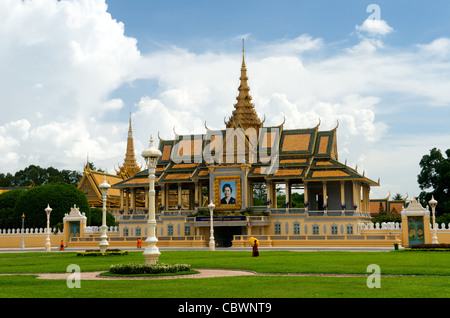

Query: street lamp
<box><xmin>20</xmin><ymin>213</ymin><xmax>25</xmax><ymax>249</ymax></box>
<box><xmin>45</xmin><ymin>204</ymin><xmax>52</xmax><ymax>252</ymax></box>
<box><xmin>141</xmin><ymin>135</ymin><xmax>162</xmax><ymax>265</ymax></box>
<box><xmin>208</xmin><ymin>201</ymin><xmax>215</xmax><ymax>251</ymax></box>
<box><xmin>99</xmin><ymin>176</ymin><xmax>111</xmax><ymax>253</ymax></box>
<box><xmin>429</xmin><ymin>195</ymin><xmax>438</xmax><ymax>244</ymax></box>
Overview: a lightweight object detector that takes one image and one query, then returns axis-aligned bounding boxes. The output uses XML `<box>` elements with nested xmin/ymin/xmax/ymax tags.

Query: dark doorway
<box><xmin>214</xmin><ymin>227</ymin><xmax>243</xmax><ymax>247</ymax></box>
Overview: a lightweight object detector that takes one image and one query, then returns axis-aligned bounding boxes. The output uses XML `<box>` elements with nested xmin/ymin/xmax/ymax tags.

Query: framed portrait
<box><xmin>214</xmin><ymin>176</ymin><xmax>241</xmax><ymax>210</ymax></box>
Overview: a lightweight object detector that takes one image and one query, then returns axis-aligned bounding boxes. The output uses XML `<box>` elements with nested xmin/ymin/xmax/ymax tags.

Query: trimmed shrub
<box><xmin>77</xmin><ymin>249</ymin><xmax>128</xmax><ymax>256</ymax></box>
<box><xmin>109</xmin><ymin>263</ymin><xmax>191</xmax><ymax>275</ymax></box>
<box><xmin>408</xmin><ymin>244</ymin><xmax>450</xmax><ymax>251</ymax></box>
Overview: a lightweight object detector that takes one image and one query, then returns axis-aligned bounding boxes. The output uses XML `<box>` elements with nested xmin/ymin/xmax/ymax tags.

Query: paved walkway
<box><xmin>34</xmin><ymin>269</ymin><xmax>257</xmax><ymax>280</ymax></box>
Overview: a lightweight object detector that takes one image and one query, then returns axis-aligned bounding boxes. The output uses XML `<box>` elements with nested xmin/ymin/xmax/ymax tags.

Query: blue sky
<box><xmin>1</xmin><ymin>0</ymin><xmax>449</xmax><ymax>200</ymax></box>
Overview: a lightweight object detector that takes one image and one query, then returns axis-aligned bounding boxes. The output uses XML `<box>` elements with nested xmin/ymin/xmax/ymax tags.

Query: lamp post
<box><xmin>99</xmin><ymin>176</ymin><xmax>111</xmax><ymax>253</ymax></box>
<box><xmin>20</xmin><ymin>213</ymin><xmax>25</xmax><ymax>249</ymax></box>
<box><xmin>208</xmin><ymin>201</ymin><xmax>215</xmax><ymax>251</ymax></box>
<box><xmin>45</xmin><ymin>204</ymin><xmax>52</xmax><ymax>252</ymax></box>
<box><xmin>141</xmin><ymin>135</ymin><xmax>162</xmax><ymax>265</ymax></box>
<box><xmin>429</xmin><ymin>195</ymin><xmax>438</xmax><ymax>244</ymax></box>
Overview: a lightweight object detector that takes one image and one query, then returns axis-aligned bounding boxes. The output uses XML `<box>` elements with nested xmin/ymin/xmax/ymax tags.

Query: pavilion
<box><xmin>111</xmin><ymin>47</ymin><xmax>380</xmax><ymax>247</ymax></box>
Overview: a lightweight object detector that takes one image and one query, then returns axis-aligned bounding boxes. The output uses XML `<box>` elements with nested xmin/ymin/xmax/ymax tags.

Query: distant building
<box><xmin>77</xmin><ymin>114</ymin><xmax>141</xmax><ymax>214</ymax></box>
<box><xmin>369</xmin><ymin>194</ymin><xmax>407</xmax><ymax>217</ymax></box>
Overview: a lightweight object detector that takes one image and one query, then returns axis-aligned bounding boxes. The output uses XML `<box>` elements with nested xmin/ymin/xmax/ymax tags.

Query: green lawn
<box><xmin>0</xmin><ymin>250</ymin><xmax>449</xmax><ymax>298</ymax></box>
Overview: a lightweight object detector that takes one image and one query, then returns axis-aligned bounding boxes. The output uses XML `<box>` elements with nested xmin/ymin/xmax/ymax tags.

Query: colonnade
<box><xmin>118</xmin><ymin>179</ymin><xmax>371</xmax><ymax>215</ymax></box>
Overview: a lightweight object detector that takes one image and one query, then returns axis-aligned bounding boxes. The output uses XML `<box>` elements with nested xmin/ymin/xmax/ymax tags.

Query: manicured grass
<box><xmin>0</xmin><ymin>250</ymin><xmax>449</xmax><ymax>298</ymax></box>
<box><xmin>1</xmin><ymin>250</ymin><xmax>449</xmax><ymax>276</ymax></box>
<box><xmin>0</xmin><ymin>274</ymin><xmax>448</xmax><ymax>298</ymax></box>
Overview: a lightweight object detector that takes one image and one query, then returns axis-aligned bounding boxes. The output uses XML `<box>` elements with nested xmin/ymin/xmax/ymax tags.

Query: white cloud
<box><xmin>356</xmin><ymin>19</ymin><xmax>394</xmax><ymax>36</ymax></box>
<box><xmin>417</xmin><ymin>37</ymin><xmax>450</xmax><ymax>60</ymax></box>
<box><xmin>0</xmin><ymin>0</ymin><xmax>448</xmax><ymax>202</ymax></box>
<box><xmin>0</xmin><ymin>0</ymin><xmax>141</xmax><ymax>172</ymax></box>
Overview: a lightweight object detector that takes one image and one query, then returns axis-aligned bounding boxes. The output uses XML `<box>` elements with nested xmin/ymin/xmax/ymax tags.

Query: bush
<box><xmin>371</xmin><ymin>214</ymin><xmax>401</xmax><ymax>224</ymax></box>
<box><xmin>77</xmin><ymin>249</ymin><xmax>128</xmax><ymax>256</ymax></box>
<box><xmin>408</xmin><ymin>244</ymin><xmax>450</xmax><ymax>251</ymax></box>
<box><xmin>109</xmin><ymin>263</ymin><xmax>191</xmax><ymax>275</ymax></box>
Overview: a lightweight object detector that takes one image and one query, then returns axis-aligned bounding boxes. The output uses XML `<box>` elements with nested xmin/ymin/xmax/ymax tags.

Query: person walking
<box><xmin>251</xmin><ymin>238</ymin><xmax>259</xmax><ymax>257</ymax></box>
<box><xmin>137</xmin><ymin>237</ymin><xmax>142</xmax><ymax>249</ymax></box>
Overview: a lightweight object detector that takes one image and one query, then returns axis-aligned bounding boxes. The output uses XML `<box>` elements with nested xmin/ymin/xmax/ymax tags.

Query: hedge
<box><xmin>77</xmin><ymin>249</ymin><xmax>128</xmax><ymax>256</ymax></box>
<box><xmin>407</xmin><ymin>244</ymin><xmax>450</xmax><ymax>251</ymax></box>
<box><xmin>109</xmin><ymin>263</ymin><xmax>191</xmax><ymax>275</ymax></box>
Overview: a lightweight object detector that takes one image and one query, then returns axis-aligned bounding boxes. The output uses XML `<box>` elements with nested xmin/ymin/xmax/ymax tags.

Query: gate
<box><xmin>407</xmin><ymin>216</ymin><xmax>425</xmax><ymax>246</ymax></box>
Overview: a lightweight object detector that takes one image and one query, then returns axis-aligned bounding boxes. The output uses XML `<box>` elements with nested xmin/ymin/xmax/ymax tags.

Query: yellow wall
<box><xmin>0</xmin><ymin>234</ymin><xmax>63</xmax><ymax>249</ymax></box>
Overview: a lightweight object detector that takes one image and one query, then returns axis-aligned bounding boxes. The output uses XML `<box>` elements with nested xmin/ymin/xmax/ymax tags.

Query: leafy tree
<box><xmin>371</xmin><ymin>214</ymin><xmax>401</xmax><ymax>224</ymax></box>
<box><xmin>0</xmin><ymin>208</ymin><xmax>15</xmax><ymax>229</ymax></box>
<box><xmin>417</xmin><ymin>148</ymin><xmax>450</xmax><ymax>215</ymax></box>
<box><xmin>0</xmin><ymin>165</ymin><xmax>82</xmax><ymax>187</ymax></box>
<box><xmin>0</xmin><ymin>173</ymin><xmax>14</xmax><ymax>187</ymax></box>
<box><xmin>12</xmin><ymin>182</ymin><xmax>90</xmax><ymax>229</ymax></box>
<box><xmin>0</xmin><ymin>189</ymin><xmax>26</xmax><ymax>229</ymax></box>
<box><xmin>0</xmin><ymin>189</ymin><xmax>26</xmax><ymax>209</ymax></box>
<box><xmin>90</xmin><ymin>208</ymin><xmax>118</xmax><ymax>227</ymax></box>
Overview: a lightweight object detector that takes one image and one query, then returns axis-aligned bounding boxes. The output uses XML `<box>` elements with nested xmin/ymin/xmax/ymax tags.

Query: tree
<box><xmin>90</xmin><ymin>208</ymin><xmax>118</xmax><ymax>227</ymax></box>
<box><xmin>12</xmin><ymin>182</ymin><xmax>90</xmax><ymax>229</ymax></box>
<box><xmin>0</xmin><ymin>189</ymin><xmax>26</xmax><ymax>229</ymax></box>
<box><xmin>417</xmin><ymin>148</ymin><xmax>450</xmax><ymax>215</ymax></box>
<box><xmin>0</xmin><ymin>165</ymin><xmax>83</xmax><ymax>187</ymax></box>
<box><xmin>0</xmin><ymin>189</ymin><xmax>26</xmax><ymax>209</ymax></box>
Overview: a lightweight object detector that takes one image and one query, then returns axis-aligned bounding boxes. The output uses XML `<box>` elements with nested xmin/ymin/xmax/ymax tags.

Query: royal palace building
<box><xmin>104</xmin><ymin>48</ymin><xmax>385</xmax><ymax>248</ymax></box>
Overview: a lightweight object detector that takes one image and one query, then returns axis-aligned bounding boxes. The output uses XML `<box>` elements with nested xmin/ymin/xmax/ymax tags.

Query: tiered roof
<box><xmin>116</xmin><ymin>114</ymin><xmax>142</xmax><ymax>178</ymax></box>
<box><xmin>113</xmin><ymin>47</ymin><xmax>378</xmax><ymax>189</ymax></box>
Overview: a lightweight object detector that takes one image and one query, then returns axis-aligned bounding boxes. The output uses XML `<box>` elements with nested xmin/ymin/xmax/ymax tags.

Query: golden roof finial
<box><xmin>117</xmin><ymin>112</ymin><xmax>141</xmax><ymax>178</ymax></box>
<box><xmin>225</xmin><ymin>40</ymin><xmax>261</xmax><ymax>131</ymax></box>
<box><xmin>242</xmin><ymin>38</ymin><xmax>245</xmax><ymax>66</ymax></box>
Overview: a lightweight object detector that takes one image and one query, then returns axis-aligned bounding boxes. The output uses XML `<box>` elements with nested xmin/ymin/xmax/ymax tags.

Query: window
<box><xmin>293</xmin><ymin>223</ymin><xmax>300</xmax><ymax>234</ymax></box>
<box><xmin>331</xmin><ymin>225</ymin><xmax>338</xmax><ymax>235</ymax></box>
<box><xmin>135</xmin><ymin>227</ymin><xmax>141</xmax><ymax>237</ymax></box>
<box><xmin>313</xmin><ymin>225</ymin><xmax>319</xmax><ymax>235</ymax></box>
<box><xmin>168</xmin><ymin>224</ymin><xmax>173</xmax><ymax>236</ymax></box>
<box><xmin>184</xmin><ymin>225</ymin><xmax>191</xmax><ymax>236</ymax></box>
<box><xmin>275</xmin><ymin>223</ymin><xmax>281</xmax><ymax>234</ymax></box>
<box><xmin>123</xmin><ymin>228</ymin><xmax>129</xmax><ymax>237</ymax></box>
<box><xmin>346</xmin><ymin>225</ymin><xmax>353</xmax><ymax>235</ymax></box>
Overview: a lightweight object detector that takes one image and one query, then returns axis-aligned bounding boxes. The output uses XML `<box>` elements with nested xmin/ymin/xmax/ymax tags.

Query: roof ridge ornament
<box><xmin>225</xmin><ymin>40</ymin><xmax>262</xmax><ymax>131</ymax></box>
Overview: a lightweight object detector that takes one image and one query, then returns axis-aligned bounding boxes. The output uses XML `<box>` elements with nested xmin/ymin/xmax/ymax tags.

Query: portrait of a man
<box><xmin>220</xmin><ymin>181</ymin><xmax>236</xmax><ymax>204</ymax></box>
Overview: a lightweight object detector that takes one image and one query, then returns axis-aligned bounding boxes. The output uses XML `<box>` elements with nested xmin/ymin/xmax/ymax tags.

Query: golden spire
<box><xmin>226</xmin><ymin>39</ymin><xmax>262</xmax><ymax>131</ymax></box>
<box><xmin>117</xmin><ymin>113</ymin><xmax>141</xmax><ymax>178</ymax></box>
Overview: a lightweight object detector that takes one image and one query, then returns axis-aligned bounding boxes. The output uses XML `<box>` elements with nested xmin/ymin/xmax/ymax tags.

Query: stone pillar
<box><xmin>177</xmin><ymin>183</ymin><xmax>182</xmax><ymax>212</ymax></box>
<box><xmin>120</xmin><ymin>189</ymin><xmax>124</xmax><ymax>211</ymax></box>
<box><xmin>194</xmin><ymin>181</ymin><xmax>199</xmax><ymax>210</ymax></box>
<box><xmin>304</xmin><ymin>182</ymin><xmax>308</xmax><ymax>211</ymax></box>
<box><xmin>322</xmin><ymin>181</ymin><xmax>328</xmax><ymax>214</ymax></box>
<box><xmin>285</xmin><ymin>180</ymin><xmax>290</xmax><ymax>211</ymax></box>
<box><xmin>340</xmin><ymin>181</ymin><xmax>345</xmax><ymax>215</ymax></box>
<box><xmin>131</xmin><ymin>188</ymin><xmax>136</xmax><ymax>214</ymax></box>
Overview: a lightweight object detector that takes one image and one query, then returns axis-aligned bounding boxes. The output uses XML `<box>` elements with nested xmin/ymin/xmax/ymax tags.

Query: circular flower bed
<box><xmin>108</xmin><ymin>263</ymin><xmax>193</xmax><ymax>275</ymax></box>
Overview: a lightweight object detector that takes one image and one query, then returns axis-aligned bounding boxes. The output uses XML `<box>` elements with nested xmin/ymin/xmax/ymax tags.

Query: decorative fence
<box><xmin>0</xmin><ymin>227</ymin><xmax>61</xmax><ymax>234</ymax></box>
<box><xmin>0</xmin><ymin>227</ymin><xmax>63</xmax><ymax>248</ymax></box>
<box><xmin>84</xmin><ymin>226</ymin><xmax>119</xmax><ymax>234</ymax></box>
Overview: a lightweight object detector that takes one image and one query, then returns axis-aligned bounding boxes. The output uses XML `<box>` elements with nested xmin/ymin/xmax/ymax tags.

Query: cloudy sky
<box><xmin>1</xmin><ymin>0</ymin><xmax>449</xmax><ymax>199</ymax></box>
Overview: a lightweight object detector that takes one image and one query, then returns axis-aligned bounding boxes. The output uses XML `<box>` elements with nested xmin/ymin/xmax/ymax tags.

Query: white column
<box><xmin>340</xmin><ymin>181</ymin><xmax>345</xmax><ymax>215</ymax></box>
<box><xmin>304</xmin><ymin>182</ymin><xmax>308</xmax><ymax>211</ymax></box>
